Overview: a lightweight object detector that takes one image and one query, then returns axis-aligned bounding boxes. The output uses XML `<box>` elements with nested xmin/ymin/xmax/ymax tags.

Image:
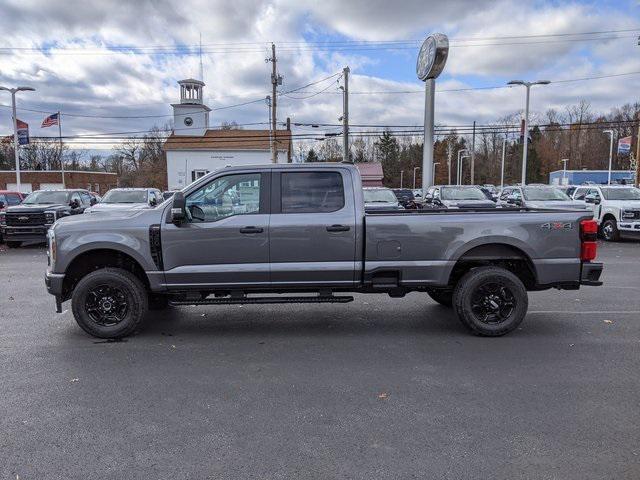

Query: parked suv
<box><xmin>0</xmin><ymin>191</ymin><xmax>26</xmax><ymax>243</ymax></box>
<box><xmin>2</xmin><ymin>189</ymin><xmax>94</xmax><ymax>247</ymax></box>
<box><xmin>571</xmin><ymin>185</ymin><xmax>640</xmax><ymax>241</ymax></box>
<box><xmin>86</xmin><ymin>188</ymin><xmax>162</xmax><ymax>212</ymax></box>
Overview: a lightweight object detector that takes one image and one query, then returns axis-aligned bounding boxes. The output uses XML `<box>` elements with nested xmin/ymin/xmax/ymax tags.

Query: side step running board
<box><xmin>169</xmin><ymin>295</ymin><xmax>354</xmax><ymax>306</ymax></box>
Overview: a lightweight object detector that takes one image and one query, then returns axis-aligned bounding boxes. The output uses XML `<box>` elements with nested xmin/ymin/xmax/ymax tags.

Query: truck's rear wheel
<box><xmin>601</xmin><ymin>219</ymin><xmax>620</xmax><ymax>242</ymax></box>
<box><xmin>453</xmin><ymin>266</ymin><xmax>528</xmax><ymax>337</ymax></box>
<box><xmin>427</xmin><ymin>289</ymin><xmax>453</xmax><ymax>307</ymax></box>
<box><xmin>71</xmin><ymin>267</ymin><xmax>148</xmax><ymax>338</ymax></box>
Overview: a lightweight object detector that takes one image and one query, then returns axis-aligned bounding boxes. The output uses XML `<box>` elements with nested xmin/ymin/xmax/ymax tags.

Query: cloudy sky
<box><xmin>0</xmin><ymin>0</ymin><xmax>639</xmax><ymax>153</ymax></box>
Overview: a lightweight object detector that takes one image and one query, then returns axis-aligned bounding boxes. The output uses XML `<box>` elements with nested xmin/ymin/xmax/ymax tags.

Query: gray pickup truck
<box><xmin>45</xmin><ymin>163</ymin><xmax>603</xmax><ymax>339</ymax></box>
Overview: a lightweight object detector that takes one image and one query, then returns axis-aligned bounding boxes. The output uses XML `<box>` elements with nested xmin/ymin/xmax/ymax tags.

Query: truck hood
<box><xmin>6</xmin><ymin>203</ymin><xmax>68</xmax><ymax>213</ymax></box>
<box><xmin>525</xmin><ymin>200</ymin><xmax>589</xmax><ymax>210</ymax></box>
<box><xmin>443</xmin><ymin>199</ymin><xmax>496</xmax><ymax>208</ymax></box>
<box><xmin>364</xmin><ymin>202</ymin><xmax>404</xmax><ymax>210</ymax></box>
<box><xmin>86</xmin><ymin>203</ymin><xmax>150</xmax><ymax>212</ymax></box>
<box><xmin>56</xmin><ymin>209</ymin><xmax>143</xmax><ymax>226</ymax></box>
<box><xmin>601</xmin><ymin>200</ymin><xmax>640</xmax><ymax>209</ymax></box>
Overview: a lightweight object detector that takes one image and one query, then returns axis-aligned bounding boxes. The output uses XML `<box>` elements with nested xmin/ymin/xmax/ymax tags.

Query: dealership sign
<box><xmin>16</xmin><ymin>119</ymin><xmax>29</xmax><ymax>145</ymax></box>
<box><xmin>618</xmin><ymin>136</ymin><xmax>631</xmax><ymax>154</ymax></box>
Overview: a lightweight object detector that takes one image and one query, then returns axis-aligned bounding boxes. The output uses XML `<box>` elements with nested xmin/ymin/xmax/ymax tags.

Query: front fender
<box><xmin>56</xmin><ymin>232</ymin><xmax>153</xmax><ymax>273</ymax></box>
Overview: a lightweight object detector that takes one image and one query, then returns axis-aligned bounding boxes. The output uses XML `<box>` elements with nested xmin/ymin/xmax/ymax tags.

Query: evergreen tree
<box><xmin>306</xmin><ymin>148</ymin><xmax>320</xmax><ymax>163</ymax></box>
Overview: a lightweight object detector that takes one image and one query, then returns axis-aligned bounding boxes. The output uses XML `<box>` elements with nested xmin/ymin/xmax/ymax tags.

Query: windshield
<box><xmin>523</xmin><ymin>187</ymin><xmax>570</xmax><ymax>201</ymax></box>
<box><xmin>23</xmin><ymin>191</ymin><xmax>69</xmax><ymax>205</ymax></box>
<box><xmin>363</xmin><ymin>189</ymin><xmax>398</xmax><ymax>203</ymax></box>
<box><xmin>600</xmin><ymin>187</ymin><xmax>640</xmax><ymax>200</ymax></box>
<box><xmin>393</xmin><ymin>189</ymin><xmax>414</xmax><ymax>201</ymax></box>
<box><xmin>441</xmin><ymin>187</ymin><xmax>487</xmax><ymax>201</ymax></box>
<box><xmin>102</xmin><ymin>190</ymin><xmax>148</xmax><ymax>204</ymax></box>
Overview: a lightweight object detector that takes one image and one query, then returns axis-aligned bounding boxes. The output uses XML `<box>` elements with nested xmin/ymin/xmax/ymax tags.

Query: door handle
<box><xmin>326</xmin><ymin>224</ymin><xmax>350</xmax><ymax>232</ymax></box>
<box><xmin>239</xmin><ymin>226</ymin><xmax>263</xmax><ymax>234</ymax></box>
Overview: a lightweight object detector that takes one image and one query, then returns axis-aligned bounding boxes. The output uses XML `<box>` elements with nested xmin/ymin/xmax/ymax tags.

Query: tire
<box><xmin>148</xmin><ymin>294</ymin><xmax>170</xmax><ymax>310</ymax></box>
<box><xmin>427</xmin><ymin>289</ymin><xmax>453</xmax><ymax>307</ymax></box>
<box><xmin>71</xmin><ymin>267</ymin><xmax>148</xmax><ymax>339</ymax></box>
<box><xmin>453</xmin><ymin>266</ymin><xmax>528</xmax><ymax>337</ymax></box>
<box><xmin>6</xmin><ymin>241</ymin><xmax>22</xmax><ymax>248</ymax></box>
<box><xmin>601</xmin><ymin>218</ymin><xmax>620</xmax><ymax>242</ymax></box>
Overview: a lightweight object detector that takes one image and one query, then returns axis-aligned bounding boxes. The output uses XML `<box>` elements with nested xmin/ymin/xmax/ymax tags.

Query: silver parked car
<box><xmin>86</xmin><ymin>188</ymin><xmax>163</xmax><ymax>212</ymax></box>
<box><xmin>425</xmin><ymin>185</ymin><xmax>497</xmax><ymax>209</ymax></box>
<box><xmin>498</xmin><ymin>185</ymin><xmax>588</xmax><ymax>210</ymax></box>
<box><xmin>363</xmin><ymin>187</ymin><xmax>404</xmax><ymax>211</ymax></box>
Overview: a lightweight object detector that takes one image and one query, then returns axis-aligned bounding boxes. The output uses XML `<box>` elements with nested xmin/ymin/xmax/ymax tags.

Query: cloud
<box><xmin>0</xmin><ymin>0</ymin><xmax>638</xmax><ymax>156</ymax></box>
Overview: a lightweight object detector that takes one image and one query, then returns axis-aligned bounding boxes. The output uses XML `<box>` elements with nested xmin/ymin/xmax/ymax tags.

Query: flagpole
<box><xmin>58</xmin><ymin>111</ymin><xmax>65</xmax><ymax>188</ymax></box>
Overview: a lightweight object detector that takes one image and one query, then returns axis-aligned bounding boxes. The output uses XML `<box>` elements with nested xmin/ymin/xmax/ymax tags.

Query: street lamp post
<box><xmin>0</xmin><ymin>86</ymin><xmax>35</xmax><ymax>192</ymax></box>
<box><xmin>400</xmin><ymin>170</ymin><xmax>404</xmax><ymax>188</ymax></box>
<box><xmin>501</xmin><ymin>138</ymin><xmax>508</xmax><ymax>189</ymax></box>
<box><xmin>432</xmin><ymin>162</ymin><xmax>440</xmax><ymax>184</ymax></box>
<box><xmin>561</xmin><ymin>158</ymin><xmax>569</xmax><ymax>185</ymax></box>
<box><xmin>603</xmin><ymin>130</ymin><xmax>615</xmax><ymax>185</ymax></box>
<box><xmin>456</xmin><ymin>149</ymin><xmax>468</xmax><ymax>185</ymax></box>
<box><xmin>507</xmin><ymin>80</ymin><xmax>550</xmax><ymax>185</ymax></box>
<box><xmin>412</xmin><ymin>167</ymin><xmax>420</xmax><ymax>189</ymax></box>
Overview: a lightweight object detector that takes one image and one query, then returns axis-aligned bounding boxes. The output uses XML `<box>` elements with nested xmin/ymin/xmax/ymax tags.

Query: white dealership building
<box><xmin>163</xmin><ymin>79</ymin><xmax>292</xmax><ymax>190</ymax></box>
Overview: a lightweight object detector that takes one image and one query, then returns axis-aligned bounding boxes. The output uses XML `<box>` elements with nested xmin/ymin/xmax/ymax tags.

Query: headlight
<box><xmin>622</xmin><ymin>210</ymin><xmax>635</xmax><ymax>219</ymax></box>
<box><xmin>47</xmin><ymin>229</ymin><xmax>56</xmax><ymax>267</ymax></box>
<box><xmin>44</xmin><ymin>211</ymin><xmax>56</xmax><ymax>224</ymax></box>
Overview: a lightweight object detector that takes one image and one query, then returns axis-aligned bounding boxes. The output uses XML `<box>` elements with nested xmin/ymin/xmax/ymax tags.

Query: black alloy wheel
<box><xmin>470</xmin><ymin>282</ymin><xmax>516</xmax><ymax>325</ymax></box>
<box><xmin>85</xmin><ymin>284</ymin><xmax>129</xmax><ymax>326</ymax></box>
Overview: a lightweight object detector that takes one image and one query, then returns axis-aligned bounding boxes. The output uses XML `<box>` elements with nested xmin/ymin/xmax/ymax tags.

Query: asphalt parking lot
<box><xmin>1</xmin><ymin>241</ymin><xmax>640</xmax><ymax>479</ymax></box>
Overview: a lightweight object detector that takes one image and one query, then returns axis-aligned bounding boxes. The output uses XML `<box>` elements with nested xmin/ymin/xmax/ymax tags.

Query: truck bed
<box><xmin>363</xmin><ymin>208</ymin><xmax>594</xmax><ymax>288</ymax></box>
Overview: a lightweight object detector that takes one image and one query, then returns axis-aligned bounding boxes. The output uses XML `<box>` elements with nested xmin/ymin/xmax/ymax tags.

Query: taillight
<box><xmin>580</xmin><ymin>219</ymin><xmax>598</xmax><ymax>261</ymax></box>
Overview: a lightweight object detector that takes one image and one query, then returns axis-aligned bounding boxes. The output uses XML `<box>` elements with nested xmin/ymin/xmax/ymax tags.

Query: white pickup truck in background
<box><xmin>572</xmin><ymin>185</ymin><xmax>640</xmax><ymax>241</ymax></box>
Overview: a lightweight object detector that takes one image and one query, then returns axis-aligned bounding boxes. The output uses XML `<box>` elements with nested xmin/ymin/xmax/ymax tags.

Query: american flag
<box><xmin>41</xmin><ymin>112</ymin><xmax>59</xmax><ymax>128</ymax></box>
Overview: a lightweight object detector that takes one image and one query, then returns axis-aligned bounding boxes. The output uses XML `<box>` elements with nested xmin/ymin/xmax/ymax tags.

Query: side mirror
<box><xmin>90</xmin><ymin>197</ymin><xmax>98</xmax><ymax>206</ymax></box>
<box><xmin>584</xmin><ymin>194</ymin><xmax>600</xmax><ymax>205</ymax></box>
<box><xmin>150</xmin><ymin>198</ymin><xmax>157</xmax><ymax>207</ymax></box>
<box><xmin>171</xmin><ymin>192</ymin><xmax>186</xmax><ymax>224</ymax></box>
<box><xmin>70</xmin><ymin>199</ymin><xmax>80</xmax><ymax>209</ymax></box>
<box><xmin>506</xmin><ymin>195</ymin><xmax>521</xmax><ymax>205</ymax></box>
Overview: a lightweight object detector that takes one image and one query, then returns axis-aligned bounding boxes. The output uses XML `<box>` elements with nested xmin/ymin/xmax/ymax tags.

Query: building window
<box><xmin>192</xmin><ymin>170</ymin><xmax>209</xmax><ymax>182</ymax></box>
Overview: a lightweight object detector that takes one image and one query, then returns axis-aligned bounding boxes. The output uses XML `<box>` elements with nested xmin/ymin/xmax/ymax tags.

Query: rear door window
<box><xmin>280</xmin><ymin>172</ymin><xmax>344</xmax><ymax>213</ymax></box>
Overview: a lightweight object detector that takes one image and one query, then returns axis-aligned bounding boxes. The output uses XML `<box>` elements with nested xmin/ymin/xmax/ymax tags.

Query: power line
<box><xmin>1</xmin><ymin>30</ymin><xmax>638</xmax><ymax>57</ymax></box>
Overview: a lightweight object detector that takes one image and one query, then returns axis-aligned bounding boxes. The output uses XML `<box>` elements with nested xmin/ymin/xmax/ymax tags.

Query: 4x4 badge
<box><xmin>541</xmin><ymin>222</ymin><xmax>573</xmax><ymax>230</ymax></box>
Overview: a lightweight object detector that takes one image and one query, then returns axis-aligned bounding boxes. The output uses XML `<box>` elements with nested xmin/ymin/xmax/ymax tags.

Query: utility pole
<box><xmin>501</xmin><ymin>138</ymin><xmax>507</xmax><ymax>189</ymax></box>
<box><xmin>447</xmin><ymin>140</ymin><xmax>452</xmax><ymax>185</ymax></box>
<box><xmin>400</xmin><ymin>170</ymin><xmax>404</xmax><ymax>188</ymax></box>
<box><xmin>266</xmin><ymin>96</ymin><xmax>274</xmax><ymax>162</ymax></box>
<box><xmin>413</xmin><ymin>167</ymin><xmax>420</xmax><ymax>189</ymax></box>
<box><xmin>470</xmin><ymin>121</ymin><xmax>476</xmax><ymax>184</ymax></box>
<box><xmin>268</xmin><ymin>43</ymin><xmax>281</xmax><ymax>163</ymax></box>
<box><xmin>342</xmin><ymin>66</ymin><xmax>350</xmax><ymax>162</ymax></box>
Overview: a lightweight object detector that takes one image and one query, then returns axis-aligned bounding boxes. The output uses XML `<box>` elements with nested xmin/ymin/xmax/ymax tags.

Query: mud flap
<box><xmin>55</xmin><ymin>295</ymin><xmax>62</xmax><ymax>313</ymax></box>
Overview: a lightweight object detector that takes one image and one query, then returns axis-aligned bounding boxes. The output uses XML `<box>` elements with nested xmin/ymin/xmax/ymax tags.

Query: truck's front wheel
<box><xmin>71</xmin><ymin>267</ymin><xmax>148</xmax><ymax>338</ymax></box>
<box><xmin>453</xmin><ymin>266</ymin><xmax>528</xmax><ymax>336</ymax></box>
<box><xmin>601</xmin><ymin>219</ymin><xmax>620</xmax><ymax>242</ymax></box>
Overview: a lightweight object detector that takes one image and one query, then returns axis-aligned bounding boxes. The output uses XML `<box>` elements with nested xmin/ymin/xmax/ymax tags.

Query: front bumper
<box><xmin>45</xmin><ymin>271</ymin><xmax>65</xmax><ymax>296</ymax></box>
<box><xmin>580</xmin><ymin>262</ymin><xmax>603</xmax><ymax>286</ymax></box>
<box><xmin>2</xmin><ymin>224</ymin><xmax>53</xmax><ymax>242</ymax></box>
<box><xmin>618</xmin><ymin>220</ymin><xmax>640</xmax><ymax>233</ymax></box>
